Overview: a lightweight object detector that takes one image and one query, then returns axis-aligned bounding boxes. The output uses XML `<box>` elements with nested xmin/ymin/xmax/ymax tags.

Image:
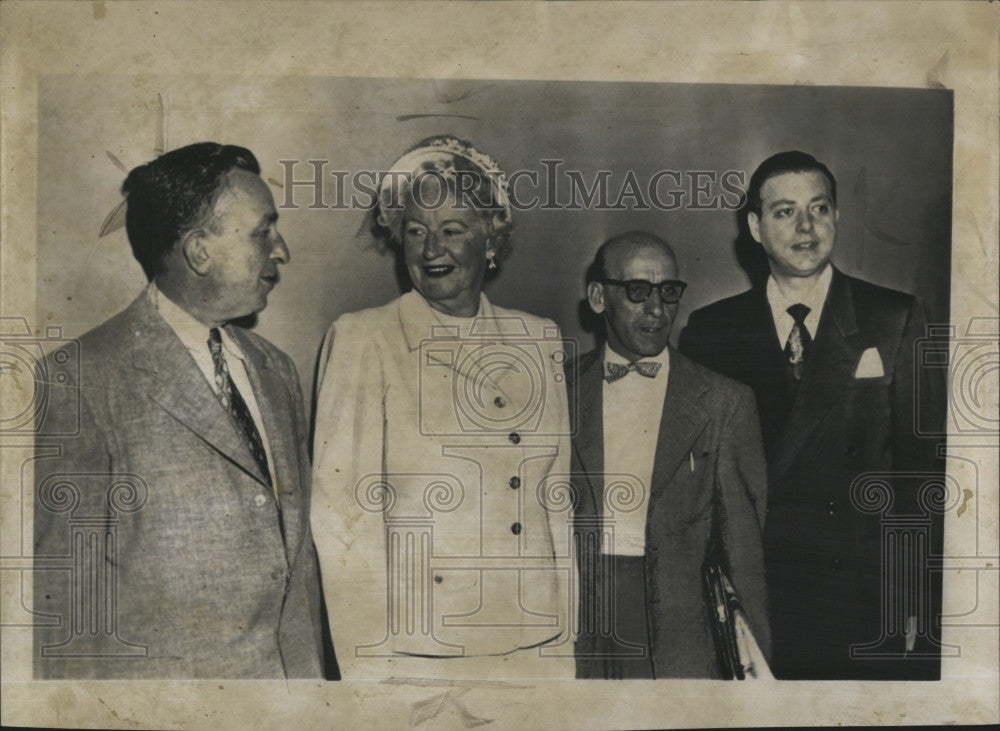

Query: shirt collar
<box><xmin>766</xmin><ymin>262</ymin><xmax>833</xmax><ymax>320</ymax></box>
<box><xmin>148</xmin><ymin>282</ymin><xmax>246</xmax><ymax>361</ymax></box>
<box><xmin>399</xmin><ymin>290</ymin><xmax>497</xmax><ymax>351</ymax></box>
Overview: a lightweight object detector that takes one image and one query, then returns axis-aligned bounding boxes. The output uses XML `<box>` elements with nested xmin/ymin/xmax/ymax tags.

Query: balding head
<box><xmin>586</xmin><ymin>231</ymin><xmax>684</xmax><ymax>361</ymax></box>
<box><xmin>586</xmin><ymin>230</ymin><xmax>678</xmax><ymax>284</ymax></box>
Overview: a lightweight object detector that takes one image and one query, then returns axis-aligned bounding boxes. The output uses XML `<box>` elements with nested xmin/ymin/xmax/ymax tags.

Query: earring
<box><xmin>487</xmin><ymin>250</ymin><xmax>497</xmax><ymax>270</ymax></box>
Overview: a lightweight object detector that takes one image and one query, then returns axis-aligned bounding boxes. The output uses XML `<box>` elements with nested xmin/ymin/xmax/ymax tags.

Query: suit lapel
<box><xmin>570</xmin><ymin>351</ymin><xmax>605</xmax><ymax>510</ymax></box>
<box><xmin>771</xmin><ymin>268</ymin><xmax>862</xmax><ymax>482</ymax></box>
<box><xmin>649</xmin><ymin>351</ymin><xmax>710</xmax><ymax>500</ymax></box>
<box><xmin>574</xmin><ymin>349</ymin><xmax>711</xmax><ymax>518</ymax></box>
<box><xmin>228</xmin><ymin>328</ymin><xmax>305</xmax><ymax>554</ymax></box>
<box><xmin>745</xmin><ymin>285</ymin><xmax>790</xmax><ymax>377</ymax></box>
<box><xmin>123</xmin><ymin>294</ymin><xmax>270</xmax><ymax>487</ymax></box>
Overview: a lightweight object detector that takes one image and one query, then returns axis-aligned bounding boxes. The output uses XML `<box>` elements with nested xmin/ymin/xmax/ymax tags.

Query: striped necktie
<box><xmin>208</xmin><ymin>328</ymin><xmax>270</xmax><ymax>483</ymax></box>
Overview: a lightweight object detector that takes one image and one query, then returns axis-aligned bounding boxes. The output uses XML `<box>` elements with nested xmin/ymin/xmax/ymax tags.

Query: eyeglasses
<box><xmin>600</xmin><ymin>279</ymin><xmax>688</xmax><ymax>304</ymax></box>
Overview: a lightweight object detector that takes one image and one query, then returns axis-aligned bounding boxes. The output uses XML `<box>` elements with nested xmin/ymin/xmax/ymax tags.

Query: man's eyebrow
<box><xmin>765</xmin><ymin>198</ymin><xmax>796</xmax><ymax>210</ymax></box>
<box><xmin>258</xmin><ymin>211</ymin><xmax>279</xmax><ymax>226</ymax></box>
<box><xmin>765</xmin><ymin>194</ymin><xmax>832</xmax><ymax>210</ymax></box>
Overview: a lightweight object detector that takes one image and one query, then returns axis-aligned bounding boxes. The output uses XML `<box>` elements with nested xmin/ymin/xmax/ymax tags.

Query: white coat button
<box><xmin>254</xmin><ymin>494</ymin><xmax>267</xmax><ymax>507</ymax></box>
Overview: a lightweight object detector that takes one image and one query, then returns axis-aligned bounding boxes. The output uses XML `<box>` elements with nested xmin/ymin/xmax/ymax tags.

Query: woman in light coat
<box><xmin>312</xmin><ymin>135</ymin><xmax>575</xmax><ymax>679</ymax></box>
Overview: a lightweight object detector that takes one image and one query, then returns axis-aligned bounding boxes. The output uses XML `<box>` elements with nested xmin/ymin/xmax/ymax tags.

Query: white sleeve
<box><xmin>311</xmin><ymin>318</ymin><xmax>389</xmax><ymax>678</ymax></box>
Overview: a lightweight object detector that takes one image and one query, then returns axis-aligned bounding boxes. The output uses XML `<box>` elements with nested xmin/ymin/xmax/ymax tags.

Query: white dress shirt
<box><xmin>766</xmin><ymin>262</ymin><xmax>833</xmax><ymax>345</ymax></box>
<box><xmin>149</xmin><ymin>283</ymin><xmax>276</xmax><ymax>489</ymax></box>
<box><xmin>601</xmin><ymin>345</ymin><xmax>671</xmax><ymax>556</ymax></box>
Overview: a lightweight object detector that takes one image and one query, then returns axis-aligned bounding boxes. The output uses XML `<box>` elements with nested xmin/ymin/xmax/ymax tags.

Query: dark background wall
<box><xmin>38</xmin><ymin>76</ymin><xmax>952</xmax><ymax>398</ymax></box>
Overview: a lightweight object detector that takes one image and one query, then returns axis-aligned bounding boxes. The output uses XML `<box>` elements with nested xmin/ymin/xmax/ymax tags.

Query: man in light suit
<box><xmin>570</xmin><ymin>231</ymin><xmax>770</xmax><ymax>679</ymax></box>
<box><xmin>680</xmin><ymin>151</ymin><xmax>945</xmax><ymax>679</ymax></box>
<box><xmin>33</xmin><ymin>142</ymin><xmax>326</xmax><ymax>678</ymax></box>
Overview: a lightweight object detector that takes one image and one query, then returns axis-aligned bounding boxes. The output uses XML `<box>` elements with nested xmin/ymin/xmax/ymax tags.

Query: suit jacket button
<box><xmin>509</xmin><ymin>476</ymin><xmax>521</xmax><ymax>490</ymax></box>
<box><xmin>270</xmin><ymin>568</ymin><xmax>283</xmax><ymax>580</ymax></box>
<box><xmin>254</xmin><ymin>494</ymin><xmax>267</xmax><ymax>507</ymax></box>
<box><xmin>508</xmin><ymin>432</ymin><xmax>521</xmax><ymax>444</ymax></box>
<box><xmin>511</xmin><ymin>522</ymin><xmax>522</xmax><ymax>535</ymax></box>
<box><xmin>494</xmin><ymin>396</ymin><xmax>506</xmax><ymax>408</ymax></box>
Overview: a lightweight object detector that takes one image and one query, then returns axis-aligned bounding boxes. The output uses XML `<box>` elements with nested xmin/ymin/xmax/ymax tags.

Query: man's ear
<box><xmin>747</xmin><ymin>212</ymin><xmax>762</xmax><ymax>244</ymax></box>
<box><xmin>587</xmin><ymin>281</ymin><xmax>606</xmax><ymax>314</ymax></box>
<box><xmin>180</xmin><ymin>229</ymin><xmax>211</xmax><ymax>276</ymax></box>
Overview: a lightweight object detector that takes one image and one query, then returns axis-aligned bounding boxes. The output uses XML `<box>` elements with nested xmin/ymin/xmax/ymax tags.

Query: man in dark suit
<box><xmin>570</xmin><ymin>231</ymin><xmax>771</xmax><ymax>679</ymax></box>
<box><xmin>679</xmin><ymin>151</ymin><xmax>945</xmax><ymax>679</ymax></box>
<box><xmin>33</xmin><ymin>142</ymin><xmax>327</xmax><ymax>678</ymax></box>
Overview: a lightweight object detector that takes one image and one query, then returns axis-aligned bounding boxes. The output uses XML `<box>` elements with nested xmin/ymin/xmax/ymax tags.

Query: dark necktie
<box><xmin>784</xmin><ymin>304</ymin><xmax>812</xmax><ymax>381</ymax></box>
<box><xmin>603</xmin><ymin>360</ymin><xmax>662</xmax><ymax>383</ymax></box>
<box><xmin>208</xmin><ymin>328</ymin><xmax>271</xmax><ymax>483</ymax></box>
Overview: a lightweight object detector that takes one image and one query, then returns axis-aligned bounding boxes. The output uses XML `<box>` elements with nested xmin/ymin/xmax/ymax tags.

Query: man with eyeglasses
<box><xmin>679</xmin><ymin>151</ymin><xmax>945</xmax><ymax>680</ymax></box>
<box><xmin>568</xmin><ymin>230</ymin><xmax>771</xmax><ymax>678</ymax></box>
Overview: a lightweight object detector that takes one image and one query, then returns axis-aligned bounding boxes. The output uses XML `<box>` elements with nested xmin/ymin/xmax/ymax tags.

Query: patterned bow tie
<box><xmin>603</xmin><ymin>360</ymin><xmax>662</xmax><ymax>383</ymax></box>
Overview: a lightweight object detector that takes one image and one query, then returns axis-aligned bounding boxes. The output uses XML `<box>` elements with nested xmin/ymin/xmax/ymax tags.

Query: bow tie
<box><xmin>603</xmin><ymin>360</ymin><xmax>662</xmax><ymax>383</ymax></box>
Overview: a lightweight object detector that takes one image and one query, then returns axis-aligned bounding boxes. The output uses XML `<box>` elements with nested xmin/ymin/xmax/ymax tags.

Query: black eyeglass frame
<box><xmin>599</xmin><ymin>278</ymin><xmax>688</xmax><ymax>304</ymax></box>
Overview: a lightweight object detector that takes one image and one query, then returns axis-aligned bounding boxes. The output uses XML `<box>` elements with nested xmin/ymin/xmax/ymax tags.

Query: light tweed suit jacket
<box><xmin>33</xmin><ymin>290</ymin><xmax>325</xmax><ymax>678</ymax></box>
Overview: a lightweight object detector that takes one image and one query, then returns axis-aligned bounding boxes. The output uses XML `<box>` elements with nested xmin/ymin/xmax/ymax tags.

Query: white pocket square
<box><xmin>854</xmin><ymin>347</ymin><xmax>885</xmax><ymax>378</ymax></box>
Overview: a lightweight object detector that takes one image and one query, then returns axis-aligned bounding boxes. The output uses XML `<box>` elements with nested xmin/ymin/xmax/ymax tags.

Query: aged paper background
<box><xmin>1</xmin><ymin>1</ymin><xmax>997</xmax><ymax>728</ymax></box>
